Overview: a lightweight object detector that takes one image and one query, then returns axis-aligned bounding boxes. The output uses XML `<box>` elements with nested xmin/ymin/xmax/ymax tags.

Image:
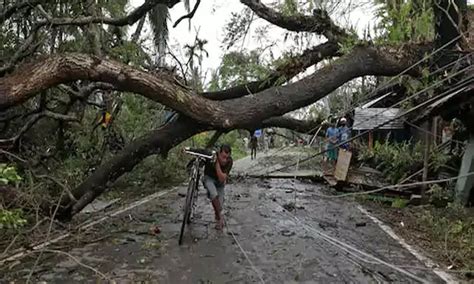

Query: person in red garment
<box><xmin>203</xmin><ymin>145</ymin><xmax>233</xmax><ymax>230</ymax></box>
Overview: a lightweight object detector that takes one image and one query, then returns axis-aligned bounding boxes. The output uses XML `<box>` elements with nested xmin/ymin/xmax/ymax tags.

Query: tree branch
<box><xmin>59</xmin><ymin>116</ymin><xmax>208</xmax><ymax>219</ymax></box>
<box><xmin>132</xmin><ymin>17</ymin><xmax>146</xmax><ymax>43</ymax></box>
<box><xmin>205</xmin><ymin>130</ymin><xmax>223</xmax><ymax>148</ymax></box>
<box><xmin>35</xmin><ymin>0</ymin><xmax>180</xmax><ymax>27</ymax></box>
<box><xmin>52</xmin><ymin>42</ymin><xmax>430</xmax><ymax>219</ymax></box>
<box><xmin>0</xmin><ymin>26</ymin><xmax>42</xmax><ymax>76</ymax></box>
<box><xmin>0</xmin><ymin>44</ymin><xmax>429</xmax><ymax>129</ymax></box>
<box><xmin>173</xmin><ymin>0</ymin><xmax>201</xmax><ymax>28</ymax></box>
<box><xmin>260</xmin><ymin>116</ymin><xmax>324</xmax><ymax>134</ymax></box>
<box><xmin>0</xmin><ymin>0</ymin><xmax>44</xmax><ymax>24</ymax></box>
<box><xmin>0</xmin><ymin>110</ymin><xmax>78</xmax><ymax>146</ymax></box>
<box><xmin>200</xmin><ymin>41</ymin><xmax>339</xmax><ymax>100</ymax></box>
<box><xmin>240</xmin><ymin>0</ymin><xmax>347</xmax><ymax>41</ymax></box>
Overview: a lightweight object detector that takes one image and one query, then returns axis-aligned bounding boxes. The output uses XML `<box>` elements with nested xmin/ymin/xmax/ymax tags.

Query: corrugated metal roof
<box><xmin>413</xmin><ymin>85</ymin><xmax>473</xmax><ymax>122</ymax></box>
<box><xmin>353</xmin><ymin>108</ymin><xmax>404</xmax><ymax>130</ymax></box>
<box><xmin>359</xmin><ymin>92</ymin><xmax>395</xmax><ymax>109</ymax></box>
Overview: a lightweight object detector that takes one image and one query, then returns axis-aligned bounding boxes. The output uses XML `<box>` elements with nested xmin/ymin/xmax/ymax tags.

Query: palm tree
<box><xmin>148</xmin><ymin>0</ymin><xmax>192</xmax><ymax>67</ymax></box>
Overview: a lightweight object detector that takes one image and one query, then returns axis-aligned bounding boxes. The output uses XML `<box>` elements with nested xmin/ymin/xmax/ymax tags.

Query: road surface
<box><xmin>1</xmin><ymin>149</ymin><xmax>449</xmax><ymax>283</ymax></box>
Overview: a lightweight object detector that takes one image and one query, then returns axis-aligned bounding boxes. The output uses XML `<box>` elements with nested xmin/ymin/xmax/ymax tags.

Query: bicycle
<box><xmin>179</xmin><ymin>147</ymin><xmax>216</xmax><ymax>245</ymax></box>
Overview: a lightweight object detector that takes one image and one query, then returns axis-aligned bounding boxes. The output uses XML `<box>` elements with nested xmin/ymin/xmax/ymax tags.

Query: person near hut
<box><xmin>441</xmin><ymin>120</ymin><xmax>454</xmax><ymax>154</ymax></box>
<box><xmin>338</xmin><ymin>117</ymin><xmax>351</xmax><ymax>151</ymax></box>
<box><xmin>324</xmin><ymin>120</ymin><xmax>339</xmax><ymax>173</ymax></box>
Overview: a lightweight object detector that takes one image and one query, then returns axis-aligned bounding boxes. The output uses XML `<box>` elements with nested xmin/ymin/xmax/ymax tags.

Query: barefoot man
<box><xmin>203</xmin><ymin>144</ymin><xmax>233</xmax><ymax>230</ymax></box>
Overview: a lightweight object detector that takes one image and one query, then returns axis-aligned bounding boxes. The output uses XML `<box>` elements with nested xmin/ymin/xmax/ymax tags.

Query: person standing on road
<box><xmin>202</xmin><ymin>144</ymin><xmax>233</xmax><ymax>230</ymax></box>
<box><xmin>250</xmin><ymin>134</ymin><xmax>258</xmax><ymax>160</ymax></box>
<box><xmin>324</xmin><ymin>121</ymin><xmax>339</xmax><ymax>173</ymax></box>
<box><xmin>338</xmin><ymin>117</ymin><xmax>351</xmax><ymax>151</ymax></box>
<box><xmin>263</xmin><ymin>135</ymin><xmax>269</xmax><ymax>153</ymax></box>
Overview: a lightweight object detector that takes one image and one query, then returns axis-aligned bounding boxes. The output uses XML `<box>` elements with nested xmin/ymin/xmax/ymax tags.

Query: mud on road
<box><xmin>1</xmin><ymin>176</ymin><xmax>447</xmax><ymax>283</ymax></box>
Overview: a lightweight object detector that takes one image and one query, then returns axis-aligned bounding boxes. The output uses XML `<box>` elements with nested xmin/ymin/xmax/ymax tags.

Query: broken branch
<box><xmin>0</xmin><ymin>110</ymin><xmax>78</xmax><ymax>146</ymax></box>
<box><xmin>0</xmin><ymin>0</ymin><xmax>44</xmax><ymax>24</ymax></box>
<box><xmin>240</xmin><ymin>0</ymin><xmax>347</xmax><ymax>41</ymax></box>
<box><xmin>35</xmin><ymin>0</ymin><xmax>180</xmax><ymax>27</ymax></box>
<box><xmin>173</xmin><ymin>0</ymin><xmax>201</xmax><ymax>28</ymax></box>
<box><xmin>201</xmin><ymin>41</ymin><xmax>340</xmax><ymax>100</ymax></box>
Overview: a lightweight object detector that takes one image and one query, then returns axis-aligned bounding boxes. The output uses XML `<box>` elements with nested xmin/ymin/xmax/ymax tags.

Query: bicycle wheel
<box><xmin>187</xmin><ymin>174</ymin><xmax>200</xmax><ymax>224</ymax></box>
<box><xmin>179</xmin><ymin>178</ymin><xmax>195</xmax><ymax>245</ymax></box>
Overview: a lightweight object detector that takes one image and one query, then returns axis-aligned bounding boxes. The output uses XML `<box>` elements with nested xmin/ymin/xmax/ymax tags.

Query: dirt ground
<box><xmin>0</xmin><ymin>148</ymin><xmax>459</xmax><ymax>283</ymax></box>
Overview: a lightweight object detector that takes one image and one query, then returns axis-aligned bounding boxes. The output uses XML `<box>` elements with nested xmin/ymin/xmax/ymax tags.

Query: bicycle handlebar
<box><xmin>183</xmin><ymin>147</ymin><xmax>215</xmax><ymax>160</ymax></box>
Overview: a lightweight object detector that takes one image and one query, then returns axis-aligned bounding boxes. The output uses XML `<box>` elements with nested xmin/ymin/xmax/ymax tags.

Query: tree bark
<box><xmin>0</xmin><ymin>44</ymin><xmax>428</xmax><ymax>129</ymax></box>
<box><xmin>240</xmin><ymin>0</ymin><xmax>347</xmax><ymax>41</ymax></box>
<box><xmin>200</xmin><ymin>42</ymin><xmax>339</xmax><ymax>100</ymax></box>
<box><xmin>260</xmin><ymin>116</ymin><xmax>324</xmax><ymax>134</ymax></box>
<box><xmin>35</xmin><ymin>0</ymin><xmax>180</xmax><ymax>27</ymax></box>
<box><xmin>0</xmin><ymin>43</ymin><xmax>431</xmax><ymax>220</ymax></box>
<box><xmin>59</xmin><ymin>116</ymin><xmax>208</xmax><ymax>219</ymax></box>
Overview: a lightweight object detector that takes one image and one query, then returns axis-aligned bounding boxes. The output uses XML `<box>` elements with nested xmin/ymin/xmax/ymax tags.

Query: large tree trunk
<box><xmin>0</xmin><ymin>45</ymin><xmax>431</xmax><ymax>220</ymax></box>
<box><xmin>58</xmin><ymin>116</ymin><xmax>208</xmax><ymax>219</ymax></box>
<box><xmin>0</xmin><ymin>45</ymin><xmax>428</xmax><ymax>128</ymax></box>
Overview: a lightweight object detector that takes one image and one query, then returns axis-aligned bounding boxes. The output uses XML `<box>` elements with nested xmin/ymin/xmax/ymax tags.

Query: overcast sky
<box><xmin>127</xmin><ymin>0</ymin><xmax>473</xmax><ymax>119</ymax></box>
<box><xmin>129</xmin><ymin>0</ymin><xmax>378</xmax><ymax>81</ymax></box>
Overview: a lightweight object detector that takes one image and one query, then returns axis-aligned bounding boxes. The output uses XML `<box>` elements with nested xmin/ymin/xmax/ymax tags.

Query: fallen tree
<box><xmin>0</xmin><ymin>0</ymin><xmax>467</xmax><ymax>219</ymax></box>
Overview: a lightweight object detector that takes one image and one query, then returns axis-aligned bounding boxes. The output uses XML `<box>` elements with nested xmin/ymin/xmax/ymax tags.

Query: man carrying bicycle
<box><xmin>203</xmin><ymin>144</ymin><xmax>233</xmax><ymax>230</ymax></box>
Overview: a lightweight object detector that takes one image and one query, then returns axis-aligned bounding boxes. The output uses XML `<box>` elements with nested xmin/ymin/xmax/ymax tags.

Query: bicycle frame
<box><xmin>188</xmin><ymin>157</ymin><xmax>202</xmax><ymax>219</ymax></box>
<box><xmin>179</xmin><ymin>148</ymin><xmax>215</xmax><ymax>245</ymax></box>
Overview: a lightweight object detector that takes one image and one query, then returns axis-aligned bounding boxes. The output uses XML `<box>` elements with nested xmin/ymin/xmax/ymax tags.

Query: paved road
<box><xmin>1</xmin><ymin>152</ymin><xmax>447</xmax><ymax>283</ymax></box>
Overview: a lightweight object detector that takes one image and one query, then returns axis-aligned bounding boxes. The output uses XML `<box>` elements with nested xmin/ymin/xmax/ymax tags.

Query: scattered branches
<box><xmin>0</xmin><ymin>0</ymin><xmax>44</xmax><ymax>24</ymax></box>
<box><xmin>34</xmin><ymin>0</ymin><xmax>180</xmax><ymax>27</ymax></box>
<box><xmin>0</xmin><ymin>111</ymin><xmax>78</xmax><ymax>146</ymax></box>
<box><xmin>0</xmin><ymin>26</ymin><xmax>43</xmax><ymax>76</ymax></box>
<box><xmin>38</xmin><ymin>249</ymin><xmax>111</xmax><ymax>280</ymax></box>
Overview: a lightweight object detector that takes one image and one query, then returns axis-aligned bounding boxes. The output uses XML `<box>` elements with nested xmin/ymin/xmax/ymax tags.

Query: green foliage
<box><xmin>391</xmin><ymin>198</ymin><xmax>409</xmax><ymax>208</ymax></box>
<box><xmin>107</xmin><ymin>41</ymin><xmax>151</xmax><ymax>66</ymax></box>
<box><xmin>118</xmin><ymin>94</ymin><xmax>165</xmax><ymax>140</ymax></box>
<box><xmin>0</xmin><ymin>164</ymin><xmax>22</xmax><ymax>186</ymax></box>
<box><xmin>0</xmin><ymin>27</ymin><xmax>17</xmax><ymax>59</ymax></box>
<box><xmin>280</xmin><ymin>0</ymin><xmax>298</xmax><ymax>16</ymax></box>
<box><xmin>337</xmin><ymin>30</ymin><xmax>362</xmax><ymax>55</ymax></box>
<box><xmin>358</xmin><ymin>139</ymin><xmax>450</xmax><ymax>183</ymax></box>
<box><xmin>148</xmin><ymin>4</ymin><xmax>170</xmax><ymax>56</ymax></box>
<box><xmin>208</xmin><ymin>50</ymin><xmax>270</xmax><ymax>90</ymax></box>
<box><xmin>420</xmin><ymin>203</ymin><xmax>474</xmax><ymax>270</ymax></box>
<box><xmin>0</xmin><ymin>209</ymin><xmax>27</xmax><ymax>230</ymax></box>
<box><xmin>100</xmin><ymin>0</ymin><xmax>128</xmax><ymax>17</ymax></box>
<box><xmin>374</xmin><ymin>0</ymin><xmax>434</xmax><ymax>43</ymax></box>
<box><xmin>222</xmin><ymin>8</ymin><xmax>254</xmax><ymax>50</ymax></box>
<box><xmin>218</xmin><ymin>131</ymin><xmax>247</xmax><ymax>161</ymax></box>
<box><xmin>428</xmin><ymin>183</ymin><xmax>453</xmax><ymax>207</ymax></box>
<box><xmin>398</xmin><ymin>65</ymin><xmax>438</xmax><ymax>109</ymax></box>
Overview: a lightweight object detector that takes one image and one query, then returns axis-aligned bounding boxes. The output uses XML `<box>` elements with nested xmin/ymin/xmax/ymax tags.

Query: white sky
<box><xmin>129</xmin><ymin>0</ymin><xmax>378</xmax><ymax>82</ymax></box>
<box><xmin>127</xmin><ymin>0</ymin><xmax>474</xmax><ymax>119</ymax></box>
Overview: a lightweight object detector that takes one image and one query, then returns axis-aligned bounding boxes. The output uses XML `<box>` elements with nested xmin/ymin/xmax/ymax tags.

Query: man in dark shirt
<box><xmin>203</xmin><ymin>144</ymin><xmax>233</xmax><ymax>230</ymax></box>
<box><xmin>250</xmin><ymin>134</ymin><xmax>258</xmax><ymax>160</ymax></box>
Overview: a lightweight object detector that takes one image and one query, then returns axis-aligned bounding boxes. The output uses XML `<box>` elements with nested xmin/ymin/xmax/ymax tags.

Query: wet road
<box><xmin>2</xmin><ymin>177</ymin><xmax>446</xmax><ymax>283</ymax></box>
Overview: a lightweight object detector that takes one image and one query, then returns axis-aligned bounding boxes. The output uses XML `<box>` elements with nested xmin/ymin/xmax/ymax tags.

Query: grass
<box><xmin>419</xmin><ymin>203</ymin><xmax>474</xmax><ymax>272</ymax></box>
<box><xmin>364</xmin><ymin>200</ymin><xmax>473</xmax><ymax>276</ymax></box>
